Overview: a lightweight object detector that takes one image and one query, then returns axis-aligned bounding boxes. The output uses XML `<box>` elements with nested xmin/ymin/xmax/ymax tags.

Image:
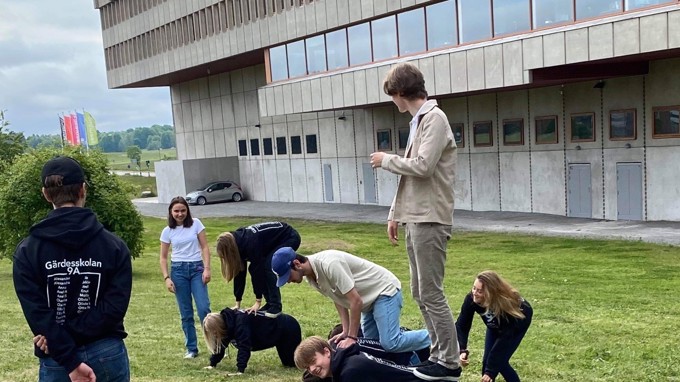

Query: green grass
<box><xmin>1</xmin><ymin>217</ymin><xmax>679</xmax><ymax>381</ymax></box>
<box><xmin>117</xmin><ymin>174</ymin><xmax>158</xmax><ymax>198</ymax></box>
<box><xmin>104</xmin><ymin>148</ymin><xmax>177</xmax><ymax>171</ymax></box>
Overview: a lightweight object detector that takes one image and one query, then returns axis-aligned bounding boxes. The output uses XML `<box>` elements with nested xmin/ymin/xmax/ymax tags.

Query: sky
<box><xmin>0</xmin><ymin>1</ymin><xmax>173</xmax><ymax>137</ymax></box>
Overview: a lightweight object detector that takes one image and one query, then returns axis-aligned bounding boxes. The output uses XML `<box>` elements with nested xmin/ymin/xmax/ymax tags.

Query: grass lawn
<box><xmin>1</xmin><ymin>216</ymin><xmax>679</xmax><ymax>381</ymax></box>
<box><xmin>118</xmin><ymin>174</ymin><xmax>158</xmax><ymax>198</ymax></box>
<box><xmin>104</xmin><ymin>148</ymin><xmax>177</xmax><ymax>171</ymax></box>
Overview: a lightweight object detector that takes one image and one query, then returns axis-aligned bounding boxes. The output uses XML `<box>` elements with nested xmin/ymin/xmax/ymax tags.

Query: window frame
<box><xmin>569</xmin><ymin>112</ymin><xmax>596</xmax><ymax>143</ymax></box>
<box><xmin>609</xmin><ymin>109</ymin><xmax>637</xmax><ymax>141</ymax></box>
<box><xmin>451</xmin><ymin>122</ymin><xmax>465</xmax><ymax>148</ymax></box>
<box><xmin>652</xmin><ymin>106</ymin><xmax>680</xmax><ymax>138</ymax></box>
<box><xmin>502</xmin><ymin>118</ymin><xmax>524</xmax><ymax>146</ymax></box>
<box><xmin>535</xmin><ymin>115</ymin><xmax>559</xmax><ymax>145</ymax></box>
<box><xmin>473</xmin><ymin>121</ymin><xmax>493</xmax><ymax>147</ymax></box>
<box><xmin>376</xmin><ymin>129</ymin><xmax>393</xmax><ymax>152</ymax></box>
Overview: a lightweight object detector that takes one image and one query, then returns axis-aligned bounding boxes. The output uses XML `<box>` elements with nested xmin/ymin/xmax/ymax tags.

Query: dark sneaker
<box><xmin>413</xmin><ymin>363</ymin><xmax>461</xmax><ymax>382</ymax></box>
<box><xmin>262</xmin><ymin>305</ymin><xmax>282</xmax><ymax>318</ymax></box>
<box><xmin>259</xmin><ymin>303</ymin><xmax>271</xmax><ymax>311</ymax></box>
<box><xmin>409</xmin><ymin>360</ymin><xmax>435</xmax><ymax>368</ymax></box>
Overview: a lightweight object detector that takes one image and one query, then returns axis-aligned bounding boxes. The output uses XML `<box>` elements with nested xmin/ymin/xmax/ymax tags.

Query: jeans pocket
<box><xmin>93</xmin><ymin>346</ymin><xmax>130</xmax><ymax>382</ymax></box>
<box><xmin>39</xmin><ymin>357</ymin><xmax>70</xmax><ymax>382</ymax></box>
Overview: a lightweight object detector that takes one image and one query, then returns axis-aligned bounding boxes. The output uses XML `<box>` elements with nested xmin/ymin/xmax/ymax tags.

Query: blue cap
<box><xmin>272</xmin><ymin>247</ymin><xmax>297</xmax><ymax>287</ymax></box>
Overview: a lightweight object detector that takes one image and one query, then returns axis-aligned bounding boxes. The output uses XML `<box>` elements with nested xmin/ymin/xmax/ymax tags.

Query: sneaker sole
<box><xmin>262</xmin><ymin>311</ymin><xmax>281</xmax><ymax>318</ymax></box>
<box><xmin>413</xmin><ymin>369</ymin><xmax>459</xmax><ymax>382</ymax></box>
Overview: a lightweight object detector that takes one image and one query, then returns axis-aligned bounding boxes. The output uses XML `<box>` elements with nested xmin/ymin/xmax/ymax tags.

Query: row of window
<box><xmin>373</xmin><ymin>106</ymin><xmax>679</xmax><ymax>151</ymax></box>
<box><xmin>100</xmin><ymin>0</ymin><xmax>166</xmax><ymax>30</ymax></box>
<box><xmin>267</xmin><ymin>0</ymin><xmax>677</xmax><ymax>82</ymax></box>
<box><xmin>104</xmin><ymin>0</ymin><xmax>315</xmax><ymax>70</ymax></box>
<box><xmin>238</xmin><ymin>134</ymin><xmax>317</xmax><ymax>156</ymax></box>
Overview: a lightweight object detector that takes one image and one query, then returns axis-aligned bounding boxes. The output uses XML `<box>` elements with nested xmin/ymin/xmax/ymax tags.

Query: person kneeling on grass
<box><xmin>455</xmin><ymin>271</ymin><xmax>533</xmax><ymax>382</ymax></box>
<box><xmin>295</xmin><ymin>336</ymin><xmax>431</xmax><ymax>382</ymax></box>
<box><xmin>202</xmin><ymin>307</ymin><xmax>302</xmax><ymax>375</ymax></box>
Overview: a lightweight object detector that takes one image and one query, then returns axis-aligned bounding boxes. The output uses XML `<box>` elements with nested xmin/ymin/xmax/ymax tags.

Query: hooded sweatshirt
<box><xmin>13</xmin><ymin>207</ymin><xmax>132</xmax><ymax>373</ymax></box>
<box><xmin>331</xmin><ymin>343</ymin><xmax>424</xmax><ymax>382</ymax></box>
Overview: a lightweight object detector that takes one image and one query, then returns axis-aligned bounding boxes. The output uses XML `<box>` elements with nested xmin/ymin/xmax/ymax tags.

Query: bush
<box><xmin>0</xmin><ymin>147</ymin><xmax>145</xmax><ymax>259</ymax></box>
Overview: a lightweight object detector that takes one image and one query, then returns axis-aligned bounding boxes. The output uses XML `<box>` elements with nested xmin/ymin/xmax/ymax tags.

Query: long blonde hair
<box><xmin>216</xmin><ymin>232</ymin><xmax>243</xmax><ymax>282</ymax></box>
<box><xmin>476</xmin><ymin>270</ymin><xmax>525</xmax><ymax>320</ymax></box>
<box><xmin>203</xmin><ymin>313</ymin><xmax>228</xmax><ymax>355</ymax></box>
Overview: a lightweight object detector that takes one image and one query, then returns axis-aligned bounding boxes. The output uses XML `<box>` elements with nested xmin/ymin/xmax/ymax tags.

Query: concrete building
<box><xmin>94</xmin><ymin>0</ymin><xmax>680</xmax><ymax>221</ymax></box>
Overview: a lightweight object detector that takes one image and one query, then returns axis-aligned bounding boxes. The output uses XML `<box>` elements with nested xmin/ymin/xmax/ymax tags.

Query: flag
<box><xmin>76</xmin><ymin>112</ymin><xmax>88</xmax><ymax>146</ymax></box>
<box><xmin>64</xmin><ymin>115</ymin><xmax>74</xmax><ymax>145</ymax></box>
<box><xmin>58</xmin><ymin>116</ymin><xmax>66</xmax><ymax>146</ymax></box>
<box><xmin>84</xmin><ymin>111</ymin><xmax>98</xmax><ymax>145</ymax></box>
<box><xmin>70</xmin><ymin>113</ymin><xmax>80</xmax><ymax>145</ymax></box>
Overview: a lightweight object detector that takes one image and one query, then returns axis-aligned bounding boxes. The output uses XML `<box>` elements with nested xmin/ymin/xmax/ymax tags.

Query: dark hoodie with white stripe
<box><xmin>331</xmin><ymin>343</ymin><xmax>425</xmax><ymax>382</ymax></box>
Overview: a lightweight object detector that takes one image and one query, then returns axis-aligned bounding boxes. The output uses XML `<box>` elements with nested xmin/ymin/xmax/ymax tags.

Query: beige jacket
<box><xmin>381</xmin><ymin>100</ymin><xmax>457</xmax><ymax>225</ymax></box>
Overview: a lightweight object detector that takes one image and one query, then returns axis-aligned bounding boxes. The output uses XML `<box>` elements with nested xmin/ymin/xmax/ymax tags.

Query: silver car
<box><xmin>185</xmin><ymin>181</ymin><xmax>244</xmax><ymax>205</ymax></box>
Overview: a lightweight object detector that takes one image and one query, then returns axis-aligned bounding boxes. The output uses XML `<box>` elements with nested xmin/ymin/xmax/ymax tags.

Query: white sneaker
<box><xmin>184</xmin><ymin>351</ymin><xmax>198</xmax><ymax>359</ymax></box>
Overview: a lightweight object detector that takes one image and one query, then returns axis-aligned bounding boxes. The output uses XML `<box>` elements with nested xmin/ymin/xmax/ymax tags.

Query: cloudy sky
<box><xmin>0</xmin><ymin>1</ymin><xmax>172</xmax><ymax>137</ymax></box>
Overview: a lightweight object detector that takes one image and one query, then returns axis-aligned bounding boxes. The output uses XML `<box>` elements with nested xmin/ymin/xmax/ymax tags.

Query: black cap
<box><xmin>41</xmin><ymin>156</ymin><xmax>86</xmax><ymax>186</ymax></box>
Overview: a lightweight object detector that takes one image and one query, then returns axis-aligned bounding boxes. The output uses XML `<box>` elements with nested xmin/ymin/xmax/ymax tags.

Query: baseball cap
<box><xmin>41</xmin><ymin>156</ymin><xmax>86</xmax><ymax>187</ymax></box>
<box><xmin>272</xmin><ymin>247</ymin><xmax>297</xmax><ymax>287</ymax></box>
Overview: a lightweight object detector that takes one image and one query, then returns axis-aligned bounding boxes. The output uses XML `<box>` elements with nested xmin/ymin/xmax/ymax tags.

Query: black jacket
<box><xmin>209</xmin><ymin>308</ymin><xmax>284</xmax><ymax>372</ymax></box>
<box><xmin>232</xmin><ymin>221</ymin><xmax>299</xmax><ymax>300</ymax></box>
<box><xmin>13</xmin><ymin>207</ymin><xmax>132</xmax><ymax>373</ymax></box>
<box><xmin>331</xmin><ymin>343</ymin><xmax>423</xmax><ymax>382</ymax></box>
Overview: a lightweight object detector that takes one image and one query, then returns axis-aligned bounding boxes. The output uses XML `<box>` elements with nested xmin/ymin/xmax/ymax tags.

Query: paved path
<box><xmin>133</xmin><ymin>198</ymin><xmax>680</xmax><ymax>246</ymax></box>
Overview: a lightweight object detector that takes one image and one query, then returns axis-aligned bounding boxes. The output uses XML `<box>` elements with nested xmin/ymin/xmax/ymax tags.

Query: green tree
<box><xmin>126</xmin><ymin>145</ymin><xmax>142</xmax><ymax>165</ymax></box>
<box><xmin>0</xmin><ymin>147</ymin><xmax>144</xmax><ymax>259</ymax></box>
<box><xmin>0</xmin><ymin>110</ymin><xmax>27</xmax><ymax>173</ymax></box>
<box><xmin>160</xmin><ymin>131</ymin><xmax>175</xmax><ymax>149</ymax></box>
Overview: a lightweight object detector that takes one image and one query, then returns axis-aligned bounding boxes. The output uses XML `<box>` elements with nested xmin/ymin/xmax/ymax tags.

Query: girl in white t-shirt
<box><xmin>160</xmin><ymin>196</ymin><xmax>212</xmax><ymax>358</ymax></box>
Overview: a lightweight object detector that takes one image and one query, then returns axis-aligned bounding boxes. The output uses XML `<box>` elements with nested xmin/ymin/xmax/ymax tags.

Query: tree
<box><xmin>160</xmin><ymin>131</ymin><xmax>175</xmax><ymax>149</ymax></box>
<box><xmin>0</xmin><ymin>110</ymin><xmax>27</xmax><ymax>173</ymax></box>
<box><xmin>126</xmin><ymin>145</ymin><xmax>142</xmax><ymax>165</ymax></box>
<box><xmin>0</xmin><ymin>147</ymin><xmax>144</xmax><ymax>259</ymax></box>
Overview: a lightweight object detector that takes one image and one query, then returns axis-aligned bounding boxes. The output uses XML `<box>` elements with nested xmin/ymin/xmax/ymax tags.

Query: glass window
<box><xmin>372</xmin><ymin>16</ymin><xmax>398</xmax><ymax>61</ymax></box>
<box><xmin>263</xmin><ymin>137</ymin><xmax>273</xmax><ymax>155</ymax></box>
<box><xmin>291</xmin><ymin>135</ymin><xmax>302</xmax><ymax>154</ymax></box>
<box><xmin>653</xmin><ymin>106</ymin><xmax>680</xmax><ymax>138</ymax></box>
<box><xmin>287</xmin><ymin>40</ymin><xmax>306</xmax><ymax>78</ymax></box>
<box><xmin>238</xmin><ymin>139</ymin><xmax>247</xmax><ymax>156</ymax></box>
<box><xmin>473</xmin><ymin>121</ymin><xmax>493</xmax><ymax>147</ymax></box>
<box><xmin>250</xmin><ymin>139</ymin><xmax>260</xmax><ymax>155</ymax></box>
<box><xmin>276</xmin><ymin>136</ymin><xmax>287</xmax><ymax>154</ymax></box>
<box><xmin>426</xmin><ymin>0</ymin><xmax>457</xmax><ymax>49</ymax></box>
<box><xmin>306</xmin><ymin>35</ymin><xmax>326</xmax><ymax>74</ymax></box>
<box><xmin>575</xmin><ymin>0</ymin><xmax>622</xmax><ymax>20</ymax></box>
<box><xmin>626</xmin><ymin>0</ymin><xmax>675</xmax><ymax>11</ymax></box>
<box><xmin>535</xmin><ymin>116</ymin><xmax>559</xmax><ymax>144</ymax></box>
<box><xmin>609</xmin><ymin>109</ymin><xmax>636</xmax><ymax>140</ymax></box>
<box><xmin>570</xmin><ymin>113</ymin><xmax>595</xmax><ymax>142</ymax></box>
<box><xmin>326</xmin><ymin>29</ymin><xmax>348</xmax><ymax>70</ymax></box>
<box><xmin>533</xmin><ymin>0</ymin><xmax>573</xmax><ymax>27</ymax></box>
<box><xmin>451</xmin><ymin>123</ymin><xmax>465</xmax><ymax>147</ymax></box>
<box><xmin>348</xmin><ymin>23</ymin><xmax>372</xmax><ymax>66</ymax></box>
<box><xmin>503</xmin><ymin>119</ymin><xmax>524</xmax><ymax>145</ymax></box>
<box><xmin>398</xmin><ymin>9</ymin><xmax>426</xmax><ymax>55</ymax></box>
<box><xmin>458</xmin><ymin>0</ymin><xmax>492</xmax><ymax>43</ymax></box>
<box><xmin>306</xmin><ymin>134</ymin><xmax>318</xmax><ymax>153</ymax></box>
<box><xmin>494</xmin><ymin>0</ymin><xmax>530</xmax><ymax>36</ymax></box>
<box><xmin>269</xmin><ymin>45</ymin><xmax>288</xmax><ymax>81</ymax></box>
<box><xmin>377</xmin><ymin>130</ymin><xmax>392</xmax><ymax>151</ymax></box>
<box><xmin>398</xmin><ymin>128</ymin><xmax>409</xmax><ymax>150</ymax></box>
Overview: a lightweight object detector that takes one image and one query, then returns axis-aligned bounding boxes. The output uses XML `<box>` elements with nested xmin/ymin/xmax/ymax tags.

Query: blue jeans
<box><xmin>38</xmin><ymin>337</ymin><xmax>129</xmax><ymax>382</ymax></box>
<box><xmin>360</xmin><ymin>290</ymin><xmax>431</xmax><ymax>353</ymax></box>
<box><xmin>171</xmin><ymin>261</ymin><xmax>211</xmax><ymax>353</ymax></box>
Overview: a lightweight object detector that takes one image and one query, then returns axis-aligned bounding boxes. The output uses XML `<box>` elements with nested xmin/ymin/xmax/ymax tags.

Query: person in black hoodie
<box><xmin>13</xmin><ymin>156</ymin><xmax>132</xmax><ymax>382</ymax></box>
<box><xmin>202</xmin><ymin>307</ymin><xmax>301</xmax><ymax>375</ymax></box>
<box><xmin>294</xmin><ymin>336</ymin><xmax>433</xmax><ymax>382</ymax></box>
<box><xmin>216</xmin><ymin>221</ymin><xmax>300</xmax><ymax>317</ymax></box>
<box><xmin>455</xmin><ymin>271</ymin><xmax>533</xmax><ymax>382</ymax></box>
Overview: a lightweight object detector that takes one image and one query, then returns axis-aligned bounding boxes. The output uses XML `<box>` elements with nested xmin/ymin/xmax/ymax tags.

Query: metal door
<box><xmin>362</xmin><ymin>163</ymin><xmax>377</xmax><ymax>204</ymax></box>
<box><xmin>568</xmin><ymin>164</ymin><xmax>592</xmax><ymax>218</ymax></box>
<box><xmin>617</xmin><ymin>163</ymin><xmax>643</xmax><ymax>220</ymax></box>
<box><xmin>323</xmin><ymin>164</ymin><xmax>334</xmax><ymax>202</ymax></box>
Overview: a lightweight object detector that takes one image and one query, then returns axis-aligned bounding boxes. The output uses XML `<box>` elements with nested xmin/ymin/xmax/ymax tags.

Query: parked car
<box><xmin>185</xmin><ymin>181</ymin><xmax>243</xmax><ymax>205</ymax></box>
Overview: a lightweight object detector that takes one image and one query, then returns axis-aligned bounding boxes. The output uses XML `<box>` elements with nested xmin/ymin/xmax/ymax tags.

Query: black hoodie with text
<box><xmin>331</xmin><ymin>343</ymin><xmax>424</xmax><ymax>382</ymax></box>
<box><xmin>13</xmin><ymin>207</ymin><xmax>132</xmax><ymax>373</ymax></box>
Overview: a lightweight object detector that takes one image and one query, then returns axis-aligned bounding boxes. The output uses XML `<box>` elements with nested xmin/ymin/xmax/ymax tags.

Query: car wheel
<box><xmin>232</xmin><ymin>193</ymin><xmax>242</xmax><ymax>202</ymax></box>
<box><xmin>197</xmin><ymin>196</ymin><xmax>207</xmax><ymax>205</ymax></box>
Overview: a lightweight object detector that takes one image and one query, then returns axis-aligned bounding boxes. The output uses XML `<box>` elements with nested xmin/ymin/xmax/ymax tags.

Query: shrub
<box><xmin>0</xmin><ymin>147</ymin><xmax>144</xmax><ymax>259</ymax></box>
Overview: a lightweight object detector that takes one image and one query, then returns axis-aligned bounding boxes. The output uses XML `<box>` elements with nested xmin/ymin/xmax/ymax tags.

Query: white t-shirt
<box><xmin>307</xmin><ymin>250</ymin><xmax>400</xmax><ymax>312</ymax></box>
<box><xmin>160</xmin><ymin>218</ymin><xmax>206</xmax><ymax>262</ymax></box>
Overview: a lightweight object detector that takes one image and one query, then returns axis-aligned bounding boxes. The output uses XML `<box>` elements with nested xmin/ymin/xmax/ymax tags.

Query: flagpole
<box><xmin>58</xmin><ymin>113</ymin><xmax>65</xmax><ymax>152</ymax></box>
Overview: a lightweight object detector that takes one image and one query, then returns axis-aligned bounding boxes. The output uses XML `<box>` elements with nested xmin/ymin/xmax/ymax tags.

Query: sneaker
<box><xmin>183</xmin><ymin>351</ymin><xmax>198</xmax><ymax>359</ymax></box>
<box><xmin>409</xmin><ymin>360</ymin><xmax>435</xmax><ymax>368</ymax></box>
<box><xmin>413</xmin><ymin>363</ymin><xmax>461</xmax><ymax>382</ymax></box>
<box><xmin>262</xmin><ymin>305</ymin><xmax>282</xmax><ymax>318</ymax></box>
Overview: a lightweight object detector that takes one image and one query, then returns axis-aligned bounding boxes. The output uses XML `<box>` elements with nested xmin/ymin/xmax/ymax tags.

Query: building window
<box><xmin>250</xmin><ymin>139</ymin><xmax>260</xmax><ymax>155</ymax></box>
<box><xmin>575</xmin><ymin>0</ymin><xmax>621</xmax><ymax>20</ymax></box>
<box><xmin>535</xmin><ymin>116</ymin><xmax>559</xmax><ymax>144</ymax></box>
<box><xmin>570</xmin><ymin>113</ymin><xmax>595</xmax><ymax>142</ymax></box>
<box><xmin>473</xmin><ymin>121</ymin><xmax>493</xmax><ymax>147</ymax></box>
<box><xmin>371</xmin><ymin>16</ymin><xmax>398</xmax><ymax>61</ymax></box>
<box><xmin>348</xmin><ymin>22</ymin><xmax>372</xmax><ymax>66</ymax></box>
<box><xmin>398</xmin><ymin>9</ymin><xmax>426</xmax><ymax>55</ymax></box>
<box><xmin>263</xmin><ymin>137</ymin><xmax>273</xmax><ymax>155</ymax></box>
<box><xmin>306</xmin><ymin>35</ymin><xmax>327</xmax><ymax>74</ymax></box>
<box><xmin>398</xmin><ymin>128</ymin><xmax>409</xmax><ymax>150</ymax></box>
<box><xmin>291</xmin><ymin>135</ymin><xmax>302</xmax><ymax>154</ymax></box>
<box><xmin>269</xmin><ymin>45</ymin><xmax>288</xmax><ymax>81</ymax></box>
<box><xmin>609</xmin><ymin>109</ymin><xmax>636</xmax><ymax>140</ymax></box>
<box><xmin>306</xmin><ymin>134</ymin><xmax>318</xmax><ymax>154</ymax></box>
<box><xmin>653</xmin><ymin>106</ymin><xmax>680</xmax><ymax>138</ymax></box>
<box><xmin>626</xmin><ymin>0</ymin><xmax>675</xmax><ymax>11</ymax></box>
<box><xmin>238</xmin><ymin>139</ymin><xmax>248</xmax><ymax>156</ymax></box>
<box><xmin>451</xmin><ymin>123</ymin><xmax>465</xmax><ymax>147</ymax></box>
<box><xmin>502</xmin><ymin>119</ymin><xmax>524</xmax><ymax>145</ymax></box>
<box><xmin>426</xmin><ymin>0</ymin><xmax>457</xmax><ymax>49</ymax></box>
<box><xmin>494</xmin><ymin>0</ymin><xmax>530</xmax><ymax>36</ymax></box>
<box><xmin>326</xmin><ymin>29</ymin><xmax>348</xmax><ymax>70</ymax></box>
<box><xmin>458</xmin><ymin>0</ymin><xmax>492</xmax><ymax>43</ymax></box>
<box><xmin>376</xmin><ymin>130</ymin><xmax>392</xmax><ymax>151</ymax></box>
<box><xmin>287</xmin><ymin>40</ymin><xmax>306</xmax><ymax>78</ymax></box>
<box><xmin>276</xmin><ymin>136</ymin><xmax>287</xmax><ymax>154</ymax></box>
